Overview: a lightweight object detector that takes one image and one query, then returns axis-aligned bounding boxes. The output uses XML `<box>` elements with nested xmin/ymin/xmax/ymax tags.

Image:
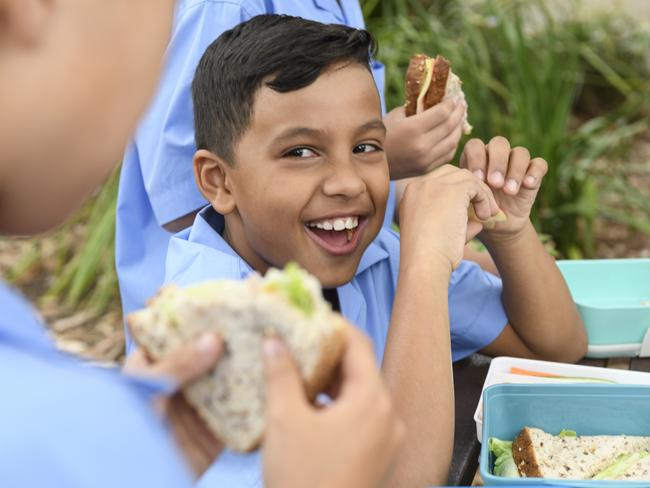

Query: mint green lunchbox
<box><xmin>480</xmin><ymin>383</ymin><xmax>650</xmax><ymax>486</ymax></box>
<box><xmin>557</xmin><ymin>259</ymin><xmax>650</xmax><ymax>358</ymax></box>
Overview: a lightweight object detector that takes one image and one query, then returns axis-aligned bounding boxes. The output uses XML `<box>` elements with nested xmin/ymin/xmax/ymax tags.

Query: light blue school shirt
<box><xmin>165</xmin><ymin>206</ymin><xmax>508</xmax><ymax>488</ymax></box>
<box><xmin>115</xmin><ymin>0</ymin><xmax>394</xmax><ymax>346</ymax></box>
<box><xmin>0</xmin><ymin>282</ymin><xmax>193</xmax><ymax>488</ymax></box>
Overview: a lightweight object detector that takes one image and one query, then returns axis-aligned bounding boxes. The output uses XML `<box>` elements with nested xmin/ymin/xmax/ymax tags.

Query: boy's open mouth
<box><xmin>304</xmin><ymin>215</ymin><xmax>367</xmax><ymax>256</ymax></box>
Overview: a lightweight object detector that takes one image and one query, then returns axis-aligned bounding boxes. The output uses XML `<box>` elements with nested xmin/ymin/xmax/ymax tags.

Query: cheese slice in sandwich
<box><xmin>512</xmin><ymin>426</ymin><xmax>650</xmax><ymax>480</ymax></box>
<box><xmin>128</xmin><ymin>263</ymin><xmax>346</xmax><ymax>452</ymax></box>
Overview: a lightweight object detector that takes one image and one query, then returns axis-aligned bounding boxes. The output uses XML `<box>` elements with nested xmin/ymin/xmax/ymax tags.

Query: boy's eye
<box><xmin>353</xmin><ymin>143</ymin><xmax>381</xmax><ymax>154</ymax></box>
<box><xmin>284</xmin><ymin>147</ymin><xmax>317</xmax><ymax>158</ymax></box>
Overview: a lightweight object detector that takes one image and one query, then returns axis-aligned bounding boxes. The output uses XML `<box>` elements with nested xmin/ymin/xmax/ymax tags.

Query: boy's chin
<box><xmin>312</xmin><ymin>266</ymin><xmax>357</xmax><ymax>289</ymax></box>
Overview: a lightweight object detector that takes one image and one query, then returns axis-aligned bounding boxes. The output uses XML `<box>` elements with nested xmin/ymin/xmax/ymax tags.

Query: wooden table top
<box><xmin>445</xmin><ymin>354</ymin><xmax>650</xmax><ymax>487</ymax></box>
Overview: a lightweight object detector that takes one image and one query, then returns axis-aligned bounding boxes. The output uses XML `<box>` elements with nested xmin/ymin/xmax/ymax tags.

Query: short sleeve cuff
<box><xmin>450</xmin><ymin>267</ymin><xmax>508</xmax><ymax>361</ymax></box>
<box><xmin>149</xmin><ymin>175</ymin><xmax>207</xmax><ymax>226</ymax></box>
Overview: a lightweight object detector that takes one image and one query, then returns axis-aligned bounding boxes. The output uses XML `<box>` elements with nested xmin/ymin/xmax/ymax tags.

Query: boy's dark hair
<box><xmin>192</xmin><ymin>14</ymin><xmax>377</xmax><ymax>163</ymax></box>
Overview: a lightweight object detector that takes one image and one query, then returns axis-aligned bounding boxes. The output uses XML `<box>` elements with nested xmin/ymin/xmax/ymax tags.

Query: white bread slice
<box><xmin>513</xmin><ymin>426</ymin><xmax>650</xmax><ymax>480</ymax></box>
<box><xmin>128</xmin><ymin>264</ymin><xmax>346</xmax><ymax>452</ymax></box>
<box><xmin>443</xmin><ymin>71</ymin><xmax>473</xmax><ymax>135</ymax></box>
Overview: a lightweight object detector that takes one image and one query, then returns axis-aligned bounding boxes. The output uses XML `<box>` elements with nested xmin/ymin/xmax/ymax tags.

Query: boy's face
<box><xmin>0</xmin><ymin>0</ymin><xmax>173</xmax><ymax>234</ymax></box>
<box><xmin>220</xmin><ymin>63</ymin><xmax>389</xmax><ymax>287</ymax></box>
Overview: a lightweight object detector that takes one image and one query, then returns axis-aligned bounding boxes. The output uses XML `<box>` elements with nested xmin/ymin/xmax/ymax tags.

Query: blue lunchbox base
<box><xmin>557</xmin><ymin>259</ymin><xmax>650</xmax><ymax>358</ymax></box>
<box><xmin>480</xmin><ymin>384</ymin><xmax>650</xmax><ymax>486</ymax></box>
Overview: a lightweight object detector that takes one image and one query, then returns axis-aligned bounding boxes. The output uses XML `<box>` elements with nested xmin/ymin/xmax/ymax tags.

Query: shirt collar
<box><xmin>171</xmin><ymin>206</ymin><xmax>253</xmax><ymax>281</ymax></box>
<box><xmin>183</xmin><ymin>205</ymin><xmax>389</xmax><ymax>278</ymax></box>
<box><xmin>189</xmin><ymin>206</ymin><xmax>237</xmax><ymax>256</ymax></box>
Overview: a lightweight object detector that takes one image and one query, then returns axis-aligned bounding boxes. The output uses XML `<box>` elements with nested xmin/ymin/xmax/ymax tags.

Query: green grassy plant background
<box><xmin>10</xmin><ymin>0</ymin><xmax>650</xmax><ymax>314</ymax></box>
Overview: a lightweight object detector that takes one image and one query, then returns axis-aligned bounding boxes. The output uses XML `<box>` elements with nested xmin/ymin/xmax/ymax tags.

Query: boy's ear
<box><xmin>193</xmin><ymin>149</ymin><xmax>237</xmax><ymax>215</ymax></box>
<box><xmin>0</xmin><ymin>0</ymin><xmax>54</xmax><ymax>46</ymax></box>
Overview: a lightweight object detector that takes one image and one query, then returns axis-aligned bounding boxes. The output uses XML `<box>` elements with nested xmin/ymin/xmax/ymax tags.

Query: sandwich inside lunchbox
<box><xmin>480</xmin><ymin>384</ymin><xmax>650</xmax><ymax>486</ymax></box>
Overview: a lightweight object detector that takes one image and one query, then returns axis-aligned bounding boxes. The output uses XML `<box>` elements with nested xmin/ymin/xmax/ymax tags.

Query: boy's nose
<box><xmin>321</xmin><ymin>157</ymin><xmax>366</xmax><ymax>199</ymax></box>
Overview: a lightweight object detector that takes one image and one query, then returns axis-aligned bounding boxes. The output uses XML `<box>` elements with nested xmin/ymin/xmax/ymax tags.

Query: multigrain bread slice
<box><xmin>128</xmin><ymin>264</ymin><xmax>346</xmax><ymax>452</ymax></box>
<box><xmin>512</xmin><ymin>426</ymin><xmax>650</xmax><ymax>480</ymax></box>
<box><xmin>404</xmin><ymin>53</ymin><xmax>472</xmax><ymax>134</ymax></box>
<box><xmin>405</xmin><ymin>54</ymin><xmax>450</xmax><ymax>116</ymax></box>
<box><xmin>616</xmin><ymin>453</ymin><xmax>650</xmax><ymax>480</ymax></box>
<box><xmin>592</xmin><ymin>451</ymin><xmax>650</xmax><ymax>480</ymax></box>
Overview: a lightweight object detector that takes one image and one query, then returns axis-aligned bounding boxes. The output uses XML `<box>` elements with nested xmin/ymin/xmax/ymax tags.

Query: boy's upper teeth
<box><xmin>307</xmin><ymin>216</ymin><xmax>359</xmax><ymax>231</ymax></box>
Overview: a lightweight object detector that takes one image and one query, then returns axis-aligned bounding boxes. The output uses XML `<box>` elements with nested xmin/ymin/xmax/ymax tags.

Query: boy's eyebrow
<box><xmin>354</xmin><ymin>119</ymin><xmax>386</xmax><ymax>137</ymax></box>
<box><xmin>273</xmin><ymin>127</ymin><xmax>325</xmax><ymax>142</ymax></box>
<box><xmin>273</xmin><ymin>119</ymin><xmax>386</xmax><ymax>143</ymax></box>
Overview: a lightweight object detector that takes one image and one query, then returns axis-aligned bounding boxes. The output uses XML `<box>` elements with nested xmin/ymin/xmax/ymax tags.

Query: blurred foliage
<box><xmin>42</xmin><ymin>168</ymin><xmax>119</xmax><ymax>313</ymax></box>
<box><xmin>8</xmin><ymin>0</ymin><xmax>650</xmax><ymax>313</ymax></box>
<box><xmin>364</xmin><ymin>0</ymin><xmax>650</xmax><ymax>257</ymax></box>
<box><xmin>10</xmin><ymin>169</ymin><xmax>121</xmax><ymax>315</ymax></box>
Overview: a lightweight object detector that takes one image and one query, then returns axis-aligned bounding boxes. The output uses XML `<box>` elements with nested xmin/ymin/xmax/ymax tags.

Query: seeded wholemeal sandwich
<box><xmin>128</xmin><ymin>263</ymin><xmax>346</xmax><ymax>452</ymax></box>
<box><xmin>404</xmin><ymin>53</ymin><xmax>472</xmax><ymax>134</ymax></box>
<box><xmin>490</xmin><ymin>426</ymin><xmax>650</xmax><ymax>481</ymax></box>
<box><xmin>404</xmin><ymin>53</ymin><xmax>506</xmax><ymax>228</ymax></box>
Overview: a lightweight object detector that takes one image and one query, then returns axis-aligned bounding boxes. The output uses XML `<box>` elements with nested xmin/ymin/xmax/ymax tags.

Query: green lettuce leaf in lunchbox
<box><xmin>593</xmin><ymin>451</ymin><xmax>650</xmax><ymax>480</ymax></box>
<box><xmin>489</xmin><ymin>431</ymin><xmax>574</xmax><ymax>478</ymax></box>
<box><xmin>489</xmin><ymin>438</ymin><xmax>520</xmax><ymax>478</ymax></box>
<box><xmin>559</xmin><ymin>429</ymin><xmax>577</xmax><ymax>437</ymax></box>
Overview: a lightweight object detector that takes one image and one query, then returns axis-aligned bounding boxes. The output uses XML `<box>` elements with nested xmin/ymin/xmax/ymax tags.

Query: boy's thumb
<box><xmin>263</xmin><ymin>337</ymin><xmax>307</xmax><ymax>416</ymax></box>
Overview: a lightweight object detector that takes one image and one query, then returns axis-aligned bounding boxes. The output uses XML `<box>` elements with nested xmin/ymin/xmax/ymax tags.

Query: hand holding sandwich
<box><xmin>124</xmin><ymin>332</ymin><xmax>226</xmax><ymax>477</ymax></box>
<box><xmin>385</xmin><ymin>53</ymin><xmax>472</xmax><ymax>181</ymax></box>
<box><xmin>456</xmin><ymin>136</ymin><xmax>587</xmax><ymax>362</ymax></box>
<box><xmin>125</xmin><ymin>326</ymin><xmax>405</xmax><ymax>487</ymax></box>
<box><xmin>384</xmin><ymin>96</ymin><xmax>467</xmax><ymax>179</ymax></box>
<box><xmin>398</xmin><ymin>163</ymin><xmax>502</xmax><ymax>271</ymax></box>
<box><xmin>459</xmin><ymin>136</ymin><xmax>548</xmax><ymax>240</ymax></box>
<box><xmin>263</xmin><ymin>326</ymin><xmax>405</xmax><ymax>488</ymax></box>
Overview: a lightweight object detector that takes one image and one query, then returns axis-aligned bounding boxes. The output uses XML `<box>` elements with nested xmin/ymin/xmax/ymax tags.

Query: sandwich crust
<box><xmin>513</xmin><ymin>426</ymin><xmax>544</xmax><ymax>477</ymax></box>
<box><xmin>404</xmin><ymin>54</ymin><xmax>427</xmax><ymax>116</ymax></box>
<box><xmin>303</xmin><ymin>315</ymin><xmax>347</xmax><ymax>399</ymax></box>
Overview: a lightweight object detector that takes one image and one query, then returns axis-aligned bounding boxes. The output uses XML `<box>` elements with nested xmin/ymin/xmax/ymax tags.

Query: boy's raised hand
<box><xmin>460</xmin><ymin>136</ymin><xmax>548</xmax><ymax>237</ymax></box>
<box><xmin>263</xmin><ymin>326</ymin><xmax>405</xmax><ymax>488</ymax></box>
<box><xmin>384</xmin><ymin>97</ymin><xmax>467</xmax><ymax>179</ymax></box>
<box><xmin>398</xmin><ymin>164</ymin><xmax>501</xmax><ymax>271</ymax></box>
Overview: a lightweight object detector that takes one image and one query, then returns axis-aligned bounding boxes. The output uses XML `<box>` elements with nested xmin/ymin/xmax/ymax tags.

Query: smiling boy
<box><xmin>166</xmin><ymin>15</ymin><xmax>587</xmax><ymax>487</ymax></box>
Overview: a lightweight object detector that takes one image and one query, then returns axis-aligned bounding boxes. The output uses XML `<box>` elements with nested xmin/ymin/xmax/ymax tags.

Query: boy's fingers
<box><xmin>467</xmin><ymin>178</ymin><xmax>497</xmax><ymax>222</ymax></box>
<box><xmin>428</xmin><ymin>118</ymin><xmax>464</xmax><ymax>166</ymax></box>
<box><xmin>428</xmin><ymin>99</ymin><xmax>466</xmax><ymax>138</ymax></box>
<box><xmin>466</xmin><ymin>220</ymin><xmax>484</xmax><ymax>243</ymax></box>
<box><xmin>431</xmin><ymin>162</ymin><xmax>459</xmax><ymax>177</ymax></box>
<box><xmin>486</xmin><ymin>136</ymin><xmax>511</xmax><ymax>189</ymax></box>
<box><xmin>522</xmin><ymin>157</ymin><xmax>549</xmax><ymax>189</ymax></box>
<box><xmin>263</xmin><ymin>337</ymin><xmax>308</xmax><ymax>417</ymax></box>
<box><xmin>147</xmin><ymin>332</ymin><xmax>224</xmax><ymax>387</ymax></box>
<box><xmin>459</xmin><ymin>138</ymin><xmax>487</xmax><ymax>181</ymax></box>
<box><xmin>418</xmin><ymin>97</ymin><xmax>456</xmax><ymax>131</ymax></box>
<box><xmin>504</xmin><ymin>146</ymin><xmax>531</xmax><ymax>195</ymax></box>
<box><xmin>123</xmin><ymin>349</ymin><xmax>149</xmax><ymax>373</ymax></box>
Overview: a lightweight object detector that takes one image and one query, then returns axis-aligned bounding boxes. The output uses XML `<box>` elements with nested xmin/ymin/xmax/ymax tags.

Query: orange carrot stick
<box><xmin>510</xmin><ymin>367</ymin><xmax>563</xmax><ymax>378</ymax></box>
